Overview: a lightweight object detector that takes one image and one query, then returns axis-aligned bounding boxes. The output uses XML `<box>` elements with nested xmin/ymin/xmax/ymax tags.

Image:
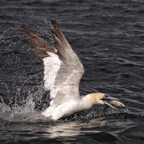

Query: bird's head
<box><xmin>86</xmin><ymin>93</ymin><xmax>125</xmax><ymax>109</ymax></box>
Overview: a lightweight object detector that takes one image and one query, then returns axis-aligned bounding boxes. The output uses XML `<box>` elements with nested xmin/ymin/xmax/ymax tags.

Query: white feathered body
<box><xmin>41</xmin><ymin>51</ymin><xmax>86</xmax><ymax>120</ymax></box>
<box><xmin>42</xmin><ymin>96</ymin><xmax>93</xmax><ymax>120</ymax></box>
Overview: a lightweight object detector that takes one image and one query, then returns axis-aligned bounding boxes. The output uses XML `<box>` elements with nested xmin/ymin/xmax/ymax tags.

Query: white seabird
<box><xmin>21</xmin><ymin>21</ymin><xmax>125</xmax><ymax>121</ymax></box>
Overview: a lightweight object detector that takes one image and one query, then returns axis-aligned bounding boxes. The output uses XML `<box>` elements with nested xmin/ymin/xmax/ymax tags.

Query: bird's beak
<box><xmin>102</xmin><ymin>100</ymin><xmax>117</xmax><ymax>109</ymax></box>
<box><xmin>102</xmin><ymin>95</ymin><xmax>120</xmax><ymax>101</ymax></box>
<box><xmin>101</xmin><ymin>95</ymin><xmax>123</xmax><ymax>110</ymax></box>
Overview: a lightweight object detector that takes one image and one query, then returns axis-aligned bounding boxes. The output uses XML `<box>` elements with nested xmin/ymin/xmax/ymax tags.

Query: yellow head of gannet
<box><xmin>86</xmin><ymin>93</ymin><xmax>124</xmax><ymax>109</ymax></box>
<box><xmin>21</xmin><ymin>20</ymin><xmax>125</xmax><ymax>121</ymax></box>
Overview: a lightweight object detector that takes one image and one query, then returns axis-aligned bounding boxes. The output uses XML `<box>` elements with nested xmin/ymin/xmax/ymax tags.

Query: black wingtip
<box><xmin>51</xmin><ymin>30</ymin><xmax>59</xmax><ymax>38</ymax></box>
<box><xmin>20</xmin><ymin>26</ymin><xmax>32</xmax><ymax>35</ymax></box>
<box><xmin>20</xmin><ymin>26</ymin><xmax>25</xmax><ymax>31</ymax></box>
<box><xmin>51</xmin><ymin>20</ymin><xmax>57</xmax><ymax>24</ymax></box>
<box><xmin>20</xmin><ymin>26</ymin><xmax>27</xmax><ymax>31</ymax></box>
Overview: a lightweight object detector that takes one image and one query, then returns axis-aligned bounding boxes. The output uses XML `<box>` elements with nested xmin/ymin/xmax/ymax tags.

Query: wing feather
<box><xmin>21</xmin><ymin>21</ymin><xmax>84</xmax><ymax>105</ymax></box>
<box><xmin>21</xmin><ymin>26</ymin><xmax>56</xmax><ymax>58</ymax></box>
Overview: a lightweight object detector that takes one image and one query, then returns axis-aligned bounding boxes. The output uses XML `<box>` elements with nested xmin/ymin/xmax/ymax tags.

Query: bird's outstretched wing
<box><xmin>21</xmin><ymin>21</ymin><xmax>84</xmax><ymax>105</ymax></box>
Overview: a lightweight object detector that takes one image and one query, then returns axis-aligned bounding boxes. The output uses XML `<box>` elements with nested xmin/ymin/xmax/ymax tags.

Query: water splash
<box><xmin>0</xmin><ymin>86</ymin><xmax>142</xmax><ymax>123</ymax></box>
<box><xmin>0</xmin><ymin>13</ymin><xmax>142</xmax><ymax>124</ymax></box>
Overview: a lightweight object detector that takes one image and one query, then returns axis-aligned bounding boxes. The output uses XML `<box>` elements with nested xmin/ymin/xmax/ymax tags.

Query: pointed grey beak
<box><xmin>102</xmin><ymin>94</ymin><xmax>125</xmax><ymax>109</ymax></box>
<box><xmin>102</xmin><ymin>95</ymin><xmax>120</xmax><ymax>101</ymax></box>
<box><xmin>101</xmin><ymin>95</ymin><xmax>119</xmax><ymax>110</ymax></box>
<box><xmin>103</xmin><ymin>101</ymin><xmax>117</xmax><ymax>110</ymax></box>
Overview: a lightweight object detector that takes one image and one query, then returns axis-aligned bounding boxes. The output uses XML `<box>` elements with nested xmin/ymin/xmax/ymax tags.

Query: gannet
<box><xmin>21</xmin><ymin>21</ymin><xmax>125</xmax><ymax>121</ymax></box>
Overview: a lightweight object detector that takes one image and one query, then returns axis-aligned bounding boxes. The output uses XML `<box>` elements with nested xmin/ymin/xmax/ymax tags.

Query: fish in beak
<box><xmin>102</xmin><ymin>95</ymin><xmax>125</xmax><ymax>109</ymax></box>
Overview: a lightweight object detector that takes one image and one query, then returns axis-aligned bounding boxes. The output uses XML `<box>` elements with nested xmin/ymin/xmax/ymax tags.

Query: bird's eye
<box><xmin>102</xmin><ymin>94</ymin><xmax>108</xmax><ymax>100</ymax></box>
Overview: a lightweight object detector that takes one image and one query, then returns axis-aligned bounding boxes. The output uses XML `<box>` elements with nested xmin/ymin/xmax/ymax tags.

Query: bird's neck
<box><xmin>78</xmin><ymin>95</ymin><xmax>93</xmax><ymax>110</ymax></box>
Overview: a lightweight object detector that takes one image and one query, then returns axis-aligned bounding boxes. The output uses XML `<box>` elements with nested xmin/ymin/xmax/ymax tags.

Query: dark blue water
<box><xmin>0</xmin><ymin>0</ymin><xmax>144</xmax><ymax>143</ymax></box>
